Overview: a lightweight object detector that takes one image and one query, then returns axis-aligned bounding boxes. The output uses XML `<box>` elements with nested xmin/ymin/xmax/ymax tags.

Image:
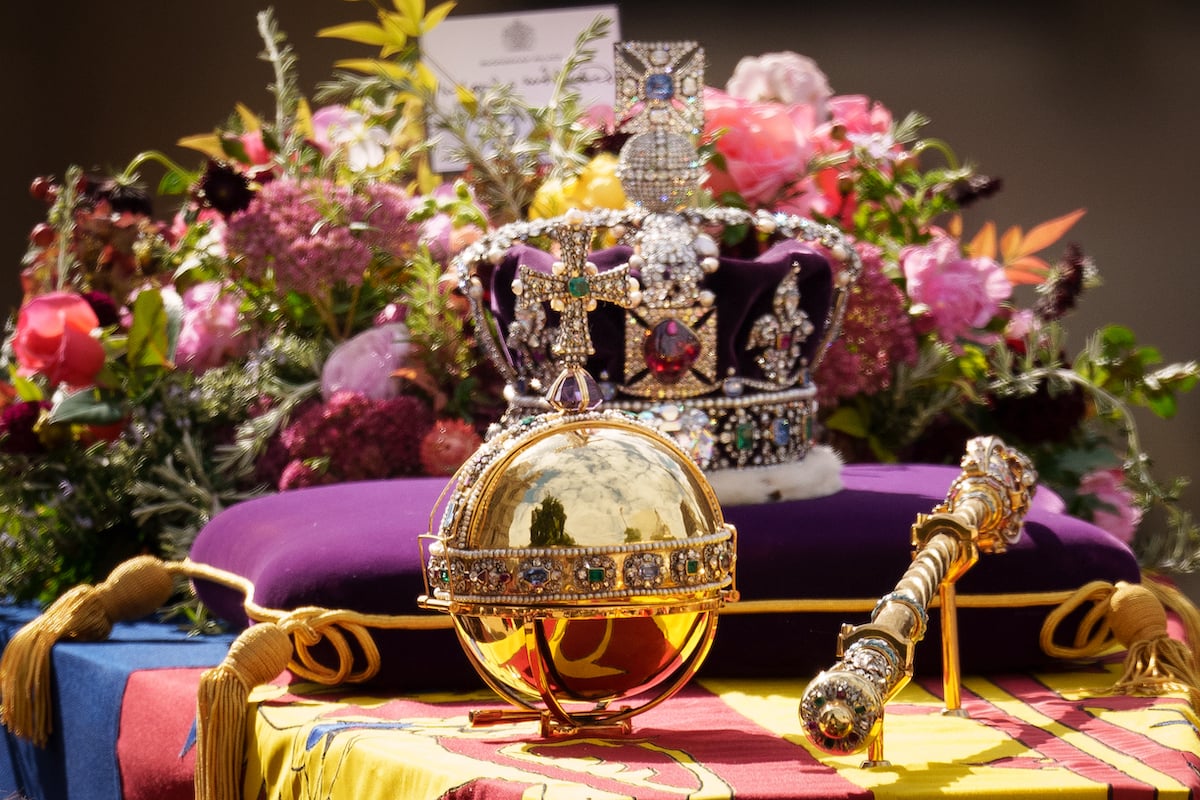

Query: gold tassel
<box><xmin>1108</xmin><ymin>581</ymin><xmax>1200</xmax><ymax>710</ymax></box>
<box><xmin>1041</xmin><ymin>577</ymin><xmax>1200</xmax><ymax>713</ymax></box>
<box><xmin>194</xmin><ymin>623</ymin><xmax>292</xmax><ymax>800</ymax></box>
<box><xmin>0</xmin><ymin>555</ymin><xmax>174</xmax><ymax>746</ymax></box>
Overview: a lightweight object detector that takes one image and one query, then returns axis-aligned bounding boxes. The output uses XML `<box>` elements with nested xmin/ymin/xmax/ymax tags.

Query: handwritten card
<box><xmin>421</xmin><ymin>4</ymin><xmax>621</xmax><ymax>172</ymax></box>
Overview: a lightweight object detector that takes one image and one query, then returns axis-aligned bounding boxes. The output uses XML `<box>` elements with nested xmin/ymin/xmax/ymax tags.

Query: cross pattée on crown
<box><xmin>511</xmin><ymin>212</ymin><xmax>641</xmax><ymax>374</ymax></box>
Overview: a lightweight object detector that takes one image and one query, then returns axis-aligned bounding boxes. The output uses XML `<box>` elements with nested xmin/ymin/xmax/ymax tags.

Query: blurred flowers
<box><xmin>0</xmin><ymin>6</ymin><xmax>503</xmax><ymax>603</ymax></box>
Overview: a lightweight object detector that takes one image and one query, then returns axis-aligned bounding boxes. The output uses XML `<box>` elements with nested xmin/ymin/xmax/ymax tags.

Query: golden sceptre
<box><xmin>799</xmin><ymin>436</ymin><xmax>1036</xmax><ymax>766</ymax></box>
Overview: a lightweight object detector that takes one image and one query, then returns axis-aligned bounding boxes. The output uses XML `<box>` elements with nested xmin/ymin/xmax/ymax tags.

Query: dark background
<box><xmin>3</xmin><ymin>1</ymin><xmax>1198</xmax><ymax>581</ymax></box>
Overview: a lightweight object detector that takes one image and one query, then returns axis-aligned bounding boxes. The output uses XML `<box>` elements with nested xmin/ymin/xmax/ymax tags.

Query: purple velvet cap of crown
<box><xmin>481</xmin><ymin>238</ymin><xmax>835</xmax><ymax>387</ymax></box>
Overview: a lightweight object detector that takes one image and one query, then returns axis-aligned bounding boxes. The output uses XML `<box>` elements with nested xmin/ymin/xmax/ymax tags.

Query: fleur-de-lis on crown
<box><xmin>747</xmin><ymin>267</ymin><xmax>815</xmax><ymax>386</ymax></box>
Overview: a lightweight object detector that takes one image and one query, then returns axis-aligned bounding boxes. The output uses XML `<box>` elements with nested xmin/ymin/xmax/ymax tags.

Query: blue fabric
<box><xmin>0</xmin><ymin>603</ymin><xmax>233</xmax><ymax>800</ymax></box>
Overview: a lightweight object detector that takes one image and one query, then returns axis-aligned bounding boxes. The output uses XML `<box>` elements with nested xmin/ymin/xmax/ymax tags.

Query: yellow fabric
<box><xmin>243</xmin><ymin>663</ymin><xmax>1200</xmax><ymax>799</ymax></box>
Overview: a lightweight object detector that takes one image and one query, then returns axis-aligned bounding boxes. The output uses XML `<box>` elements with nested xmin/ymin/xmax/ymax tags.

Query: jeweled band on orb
<box><xmin>424</xmin><ymin>525</ymin><xmax>735</xmax><ymax>607</ymax></box>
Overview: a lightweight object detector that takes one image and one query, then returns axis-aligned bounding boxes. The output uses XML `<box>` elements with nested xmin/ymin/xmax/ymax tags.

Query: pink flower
<box><xmin>309</xmin><ymin>105</ymin><xmax>353</xmax><ymax>155</ymax></box>
<box><xmin>315</xmin><ymin>106</ymin><xmax>391</xmax><ymax>172</ymax></box>
<box><xmin>702</xmin><ymin>88</ymin><xmax>815</xmax><ymax>207</ymax></box>
<box><xmin>900</xmin><ymin>235</ymin><xmax>1012</xmax><ymax>343</ymax></box>
<box><xmin>826</xmin><ymin>96</ymin><xmax>894</xmax><ymax>142</ymax></box>
<box><xmin>225</xmin><ymin>178</ymin><xmax>369</xmax><ymax>296</ymax></box>
<box><xmin>419</xmin><ymin>418</ymin><xmax>483</xmax><ymax>476</ymax></box>
<box><xmin>1078</xmin><ymin>468</ymin><xmax>1143</xmax><ymax>544</ymax></box>
<box><xmin>320</xmin><ymin>323</ymin><xmax>411</xmax><ymax>401</ymax></box>
<box><xmin>175</xmin><ymin>282</ymin><xmax>245</xmax><ymax>372</ymax></box>
<box><xmin>726</xmin><ymin>52</ymin><xmax>832</xmax><ymax>114</ymax></box>
<box><xmin>582</xmin><ymin>102</ymin><xmax>616</xmax><ymax>133</ymax></box>
<box><xmin>359</xmin><ymin>183</ymin><xmax>420</xmax><ymax>261</ymax></box>
<box><xmin>239</xmin><ymin>130</ymin><xmax>273</xmax><ymax>166</ymax></box>
<box><xmin>1004</xmin><ymin>308</ymin><xmax>1038</xmax><ymax>343</ymax></box>
<box><xmin>225</xmin><ymin>178</ymin><xmax>421</xmax><ymax>299</ymax></box>
<box><xmin>13</xmin><ymin>292</ymin><xmax>106</xmax><ymax>388</ymax></box>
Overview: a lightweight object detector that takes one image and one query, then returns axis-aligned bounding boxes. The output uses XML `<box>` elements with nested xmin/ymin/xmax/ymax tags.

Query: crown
<box><xmin>454</xmin><ymin>41</ymin><xmax>861</xmax><ymax>483</ymax></box>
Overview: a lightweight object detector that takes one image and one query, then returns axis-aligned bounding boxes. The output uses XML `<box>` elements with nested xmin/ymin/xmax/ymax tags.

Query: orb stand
<box><xmin>463</xmin><ymin>609</ymin><xmax>721</xmax><ymax>737</ymax></box>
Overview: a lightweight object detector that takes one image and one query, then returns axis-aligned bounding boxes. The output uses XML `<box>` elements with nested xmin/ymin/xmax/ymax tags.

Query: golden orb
<box><xmin>419</xmin><ymin>408</ymin><xmax>737</xmax><ymax>735</ymax></box>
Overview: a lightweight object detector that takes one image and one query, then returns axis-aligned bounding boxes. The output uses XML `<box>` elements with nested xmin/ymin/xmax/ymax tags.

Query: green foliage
<box><xmin>530</xmin><ymin>496</ymin><xmax>574</xmax><ymax>547</ymax></box>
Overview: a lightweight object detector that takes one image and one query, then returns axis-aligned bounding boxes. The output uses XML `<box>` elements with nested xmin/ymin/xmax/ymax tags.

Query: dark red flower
<box><xmin>0</xmin><ymin>401</ymin><xmax>51</xmax><ymax>455</ymax></box>
<box><xmin>197</xmin><ymin>161</ymin><xmax>256</xmax><ymax>217</ymax></box>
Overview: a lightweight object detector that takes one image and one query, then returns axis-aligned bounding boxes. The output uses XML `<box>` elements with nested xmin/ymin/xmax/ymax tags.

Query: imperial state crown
<box><xmin>454</xmin><ymin>41</ymin><xmax>861</xmax><ymax>499</ymax></box>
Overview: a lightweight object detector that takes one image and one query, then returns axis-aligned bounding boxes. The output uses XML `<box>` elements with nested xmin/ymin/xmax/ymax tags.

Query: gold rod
<box><xmin>798</xmin><ymin>437</ymin><xmax>1036</xmax><ymax>760</ymax></box>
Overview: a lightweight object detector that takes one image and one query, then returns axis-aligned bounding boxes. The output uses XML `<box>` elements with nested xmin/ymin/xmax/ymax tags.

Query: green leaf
<box><xmin>1143</xmin><ymin>393</ymin><xmax>1177</xmax><ymax>418</ymax></box>
<box><xmin>1050</xmin><ymin>446</ymin><xmax>1118</xmax><ymax>481</ymax></box>
<box><xmin>160</xmin><ymin>285</ymin><xmax>184</xmax><ymax>362</ymax></box>
<box><xmin>157</xmin><ymin>168</ymin><xmax>192</xmax><ymax>196</ymax></box>
<box><xmin>825</xmin><ymin>405</ymin><xmax>869</xmax><ymax>438</ymax></box>
<box><xmin>220</xmin><ymin>136</ymin><xmax>251</xmax><ymax>164</ymax></box>
<box><xmin>1100</xmin><ymin>324</ymin><xmax>1137</xmax><ymax>351</ymax></box>
<box><xmin>11</xmin><ymin>374</ymin><xmax>44</xmax><ymax>402</ymax></box>
<box><xmin>127</xmin><ymin>290</ymin><xmax>173</xmax><ymax>370</ymax></box>
<box><xmin>47</xmin><ymin>388</ymin><xmax>126</xmax><ymax>426</ymax></box>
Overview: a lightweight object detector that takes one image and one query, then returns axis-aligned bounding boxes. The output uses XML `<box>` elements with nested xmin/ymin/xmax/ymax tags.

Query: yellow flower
<box><xmin>530</xmin><ymin>176</ymin><xmax>570</xmax><ymax>220</ymax></box>
<box><xmin>529</xmin><ymin>154</ymin><xmax>627</xmax><ymax>220</ymax></box>
<box><xmin>573</xmin><ymin>153</ymin><xmax>626</xmax><ymax>210</ymax></box>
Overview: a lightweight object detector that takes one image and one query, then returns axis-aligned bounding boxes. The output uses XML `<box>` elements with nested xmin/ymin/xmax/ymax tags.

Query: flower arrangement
<box><xmin>2</xmin><ymin>4</ymin><xmax>1196</xmax><ymax>606</ymax></box>
<box><xmin>696</xmin><ymin>52</ymin><xmax>1199</xmax><ymax>567</ymax></box>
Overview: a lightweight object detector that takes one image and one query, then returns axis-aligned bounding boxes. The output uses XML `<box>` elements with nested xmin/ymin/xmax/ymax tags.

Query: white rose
<box><xmin>727</xmin><ymin>52</ymin><xmax>832</xmax><ymax>116</ymax></box>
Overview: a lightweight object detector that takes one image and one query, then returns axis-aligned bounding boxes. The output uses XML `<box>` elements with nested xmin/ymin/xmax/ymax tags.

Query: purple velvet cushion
<box><xmin>189</xmin><ymin>464</ymin><xmax>1139</xmax><ymax>688</ymax></box>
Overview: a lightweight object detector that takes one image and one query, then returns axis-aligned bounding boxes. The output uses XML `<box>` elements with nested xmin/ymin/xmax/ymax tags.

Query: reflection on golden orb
<box><xmin>419</xmin><ymin>409</ymin><xmax>737</xmax><ymax>736</ymax></box>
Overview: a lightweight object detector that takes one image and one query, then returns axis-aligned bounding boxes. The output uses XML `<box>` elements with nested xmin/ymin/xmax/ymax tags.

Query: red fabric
<box><xmin>117</xmin><ymin>668</ymin><xmax>204</xmax><ymax>800</ymax></box>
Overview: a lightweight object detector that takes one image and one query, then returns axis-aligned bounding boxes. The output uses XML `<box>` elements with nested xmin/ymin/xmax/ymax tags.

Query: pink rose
<box><xmin>900</xmin><ymin>235</ymin><xmax>1012</xmax><ymax>343</ymax></box>
<box><xmin>703</xmin><ymin>88</ymin><xmax>815</xmax><ymax>207</ymax></box>
<box><xmin>13</xmin><ymin>292</ymin><xmax>106</xmax><ymax>388</ymax></box>
<box><xmin>1078</xmin><ymin>468</ymin><xmax>1143</xmax><ymax>544</ymax></box>
<box><xmin>175</xmin><ymin>282</ymin><xmax>245</xmax><ymax>372</ymax></box>
<box><xmin>726</xmin><ymin>52</ymin><xmax>832</xmax><ymax>114</ymax></box>
<box><xmin>320</xmin><ymin>323</ymin><xmax>411</xmax><ymax>401</ymax></box>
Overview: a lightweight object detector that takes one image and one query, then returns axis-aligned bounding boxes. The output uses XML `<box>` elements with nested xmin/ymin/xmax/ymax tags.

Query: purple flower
<box><xmin>320</xmin><ymin>323</ymin><xmax>411</xmax><ymax>401</ymax></box>
<box><xmin>900</xmin><ymin>234</ymin><xmax>1012</xmax><ymax>344</ymax></box>
<box><xmin>0</xmin><ymin>401</ymin><xmax>51</xmax><ymax>455</ymax></box>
